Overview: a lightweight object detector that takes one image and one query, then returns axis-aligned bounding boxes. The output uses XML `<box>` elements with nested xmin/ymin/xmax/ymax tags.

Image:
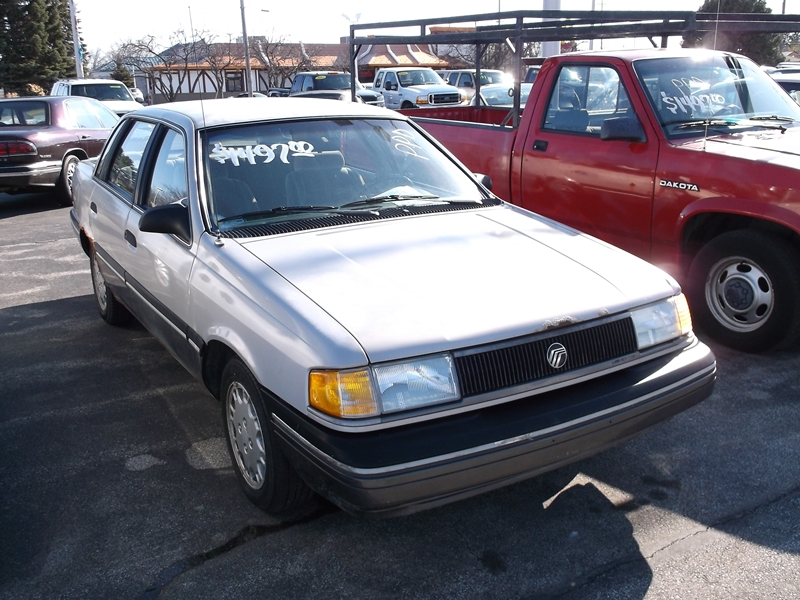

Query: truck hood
<box><xmin>241</xmin><ymin>206</ymin><xmax>676</xmax><ymax>363</ymax></box>
<box><xmin>691</xmin><ymin>125</ymin><xmax>800</xmax><ymax>164</ymax></box>
<box><xmin>100</xmin><ymin>99</ymin><xmax>142</xmax><ymax>115</ymax></box>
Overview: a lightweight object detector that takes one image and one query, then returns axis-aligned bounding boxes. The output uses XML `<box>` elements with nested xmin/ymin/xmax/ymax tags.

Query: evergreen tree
<box><xmin>682</xmin><ymin>0</ymin><xmax>784</xmax><ymax>66</ymax></box>
<box><xmin>0</xmin><ymin>0</ymin><xmax>76</xmax><ymax>95</ymax></box>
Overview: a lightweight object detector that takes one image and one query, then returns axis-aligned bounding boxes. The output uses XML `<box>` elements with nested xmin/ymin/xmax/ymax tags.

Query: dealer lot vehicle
<box><xmin>70</xmin><ymin>98</ymin><xmax>715</xmax><ymax>517</ymax></box>
<box><xmin>290</xmin><ymin>71</ymin><xmax>384</xmax><ymax>106</ymax></box>
<box><xmin>51</xmin><ymin>78</ymin><xmax>142</xmax><ymax>116</ymax></box>
<box><xmin>373</xmin><ymin>67</ymin><xmax>463</xmax><ymax>109</ymax></box>
<box><xmin>405</xmin><ymin>49</ymin><xmax>800</xmax><ymax>352</ymax></box>
<box><xmin>0</xmin><ymin>95</ymin><xmax>119</xmax><ymax>205</ymax></box>
<box><xmin>444</xmin><ymin>69</ymin><xmax>509</xmax><ymax>100</ymax></box>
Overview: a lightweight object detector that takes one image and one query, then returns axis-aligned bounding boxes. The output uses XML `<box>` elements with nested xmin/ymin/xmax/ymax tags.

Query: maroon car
<box><xmin>0</xmin><ymin>96</ymin><xmax>119</xmax><ymax>206</ymax></box>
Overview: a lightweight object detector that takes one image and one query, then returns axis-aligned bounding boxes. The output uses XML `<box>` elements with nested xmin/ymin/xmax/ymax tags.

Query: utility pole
<box><xmin>240</xmin><ymin>0</ymin><xmax>252</xmax><ymax>96</ymax></box>
<box><xmin>68</xmin><ymin>0</ymin><xmax>83</xmax><ymax>78</ymax></box>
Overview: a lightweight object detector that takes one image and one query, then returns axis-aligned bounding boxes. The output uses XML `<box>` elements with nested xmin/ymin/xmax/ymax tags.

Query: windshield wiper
<box><xmin>749</xmin><ymin>115</ymin><xmax>795</xmax><ymax>122</ymax></box>
<box><xmin>217</xmin><ymin>205</ymin><xmax>338</xmax><ymax>223</ymax></box>
<box><xmin>673</xmin><ymin>119</ymin><xmax>737</xmax><ymax>131</ymax></box>
<box><xmin>341</xmin><ymin>194</ymin><xmax>440</xmax><ymax>208</ymax></box>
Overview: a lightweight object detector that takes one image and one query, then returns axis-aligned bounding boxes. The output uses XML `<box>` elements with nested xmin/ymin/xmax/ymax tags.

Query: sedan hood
<box><xmin>241</xmin><ymin>206</ymin><xmax>676</xmax><ymax>363</ymax></box>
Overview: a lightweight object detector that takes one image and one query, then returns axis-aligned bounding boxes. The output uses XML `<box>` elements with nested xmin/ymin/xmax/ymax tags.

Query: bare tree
<box><xmin>200</xmin><ymin>34</ymin><xmax>242</xmax><ymax>98</ymax></box>
<box><xmin>119</xmin><ymin>29</ymin><xmax>203</xmax><ymax>102</ymax></box>
<box><xmin>252</xmin><ymin>35</ymin><xmax>315</xmax><ymax>90</ymax></box>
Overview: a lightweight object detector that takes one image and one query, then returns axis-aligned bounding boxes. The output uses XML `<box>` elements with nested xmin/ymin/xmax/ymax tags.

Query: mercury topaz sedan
<box><xmin>69</xmin><ymin>98</ymin><xmax>716</xmax><ymax>517</ymax></box>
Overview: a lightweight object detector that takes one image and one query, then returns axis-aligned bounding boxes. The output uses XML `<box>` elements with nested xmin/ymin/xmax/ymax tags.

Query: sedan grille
<box><xmin>430</xmin><ymin>93</ymin><xmax>460</xmax><ymax>105</ymax></box>
<box><xmin>455</xmin><ymin>317</ymin><xmax>638</xmax><ymax>398</ymax></box>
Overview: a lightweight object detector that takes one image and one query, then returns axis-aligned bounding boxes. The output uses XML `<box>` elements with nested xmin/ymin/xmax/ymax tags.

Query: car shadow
<box><xmin>0</xmin><ymin>191</ymin><xmax>61</xmax><ymax>217</ymax></box>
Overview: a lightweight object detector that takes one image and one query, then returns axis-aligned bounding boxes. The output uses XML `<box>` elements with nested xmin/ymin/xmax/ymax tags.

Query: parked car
<box><xmin>0</xmin><ymin>95</ymin><xmax>119</xmax><ymax>205</ymax></box>
<box><xmin>444</xmin><ymin>69</ymin><xmax>510</xmax><ymax>99</ymax></box>
<box><xmin>69</xmin><ymin>98</ymin><xmax>715</xmax><ymax>517</ymax></box>
<box><xmin>289</xmin><ymin>71</ymin><xmax>384</xmax><ymax>106</ymax></box>
<box><xmin>471</xmin><ymin>82</ymin><xmax>534</xmax><ymax>107</ymax></box>
<box><xmin>50</xmin><ymin>78</ymin><xmax>142</xmax><ymax>115</ymax></box>
<box><xmin>373</xmin><ymin>67</ymin><xmax>463</xmax><ymax>109</ymax></box>
<box><xmin>769</xmin><ymin>72</ymin><xmax>800</xmax><ymax>103</ymax></box>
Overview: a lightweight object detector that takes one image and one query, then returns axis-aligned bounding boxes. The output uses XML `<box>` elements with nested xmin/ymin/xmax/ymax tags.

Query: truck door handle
<box><xmin>532</xmin><ymin>140</ymin><xmax>548</xmax><ymax>152</ymax></box>
<box><xmin>90</xmin><ymin>202</ymin><xmax>97</xmax><ymax>214</ymax></box>
<box><xmin>124</xmin><ymin>230</ymin><xmax>137</xmax><ymax>248</ymax></box>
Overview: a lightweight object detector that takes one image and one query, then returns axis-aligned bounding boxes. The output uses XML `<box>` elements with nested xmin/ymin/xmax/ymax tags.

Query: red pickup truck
<box><xmin>404</xmin><ymin>48</ymin><xmax>800</xmax><ymax>353</ymax></box>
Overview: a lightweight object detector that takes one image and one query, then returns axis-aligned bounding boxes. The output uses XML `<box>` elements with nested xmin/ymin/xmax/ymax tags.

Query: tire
<box><xmin>90</xmin><ymin>248</ymin><xmax>131</xmax><ymax>326</ymax></box>
<box><xmin>401</xmin><ymin>101</ymin><xmax>416</xmax><ymax>109</ymax></box>
<box><xmin>221</xmin><ymin>358</ymin><xmax>315</xmax><ymax>514</ymax></box>
<box><xmin>687</xmin><ymin>230</ymin><xmax>800</xmax><ymax>352</ymax></box>
<box><xmin>56</xmin><ymin>155</ymin><xmax>80</xmax><ymax>207</ymax></box>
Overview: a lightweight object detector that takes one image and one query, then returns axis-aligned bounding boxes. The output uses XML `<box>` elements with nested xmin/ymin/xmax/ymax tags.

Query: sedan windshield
<box><xmin>634</xmin><ymin>54</ymin><xmax>800</xmax><ymax>138</ymax></box>
<box><xmin>203</xmin><ymin>118</ymin><xmax>488</xmax><ymax>231</ymax></box>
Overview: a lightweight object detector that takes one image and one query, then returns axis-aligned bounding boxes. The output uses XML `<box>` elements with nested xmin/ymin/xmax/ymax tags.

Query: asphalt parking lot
<box><xmin>1</xmin><ymin>191</ymin><xmax>799</xmax><ymax>600</ymax></box>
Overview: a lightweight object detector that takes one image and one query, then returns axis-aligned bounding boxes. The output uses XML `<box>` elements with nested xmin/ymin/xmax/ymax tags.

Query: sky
<box><xmin>74</xmin><ymin>0</ymin><xmax>793</xmax><ymax>55</ymax></box>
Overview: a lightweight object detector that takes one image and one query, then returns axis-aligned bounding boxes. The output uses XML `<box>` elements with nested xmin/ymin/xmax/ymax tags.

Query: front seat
<box><xmin>213</xmin><ymin>177</ymin><xmax>259</xmax><ymax>220</ymax></box>
<box><xmin>285</xmin><ymin>151</ymin><xmax>365</xmax><ymax>207</ymax></box>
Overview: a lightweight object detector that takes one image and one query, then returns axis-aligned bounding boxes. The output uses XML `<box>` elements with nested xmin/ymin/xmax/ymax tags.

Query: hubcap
<box><xmin>226</xmin><ymin>381</ymin><xmax>266</xmax><ymax>489</ymax></box>
<box><xmin>705</xmin><ymin>256</ymin><xmax>773</xmax><ymax>332</ymax></box>
<box><xmin>92</xmin><ymin>254</ymin><xmax>108</xmax><ymax>313</ymax></box>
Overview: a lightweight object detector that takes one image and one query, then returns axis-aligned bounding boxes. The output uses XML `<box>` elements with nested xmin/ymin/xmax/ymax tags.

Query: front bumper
<box><xmin>272</xmin><ymin>340</ymin><xmax>716</xmax><ymax>517</ymax></box>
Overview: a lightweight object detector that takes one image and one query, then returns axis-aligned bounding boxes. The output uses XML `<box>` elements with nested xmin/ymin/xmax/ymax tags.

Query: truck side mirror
<box><xmin>384</xmin><ymin>82</ymin><xmax>395</xmax><ymax>91</ymax></box>
<box><xmin>600</xmin><ymin>117</ymin><xmax>646</xmax><ymax>143</ymax></box>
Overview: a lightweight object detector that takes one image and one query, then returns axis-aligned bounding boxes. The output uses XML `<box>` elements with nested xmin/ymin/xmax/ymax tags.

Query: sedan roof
<box><xmin>127</xmin><ymin>97</ymin><xmax>395</xmax><ymax>130</ymax></box>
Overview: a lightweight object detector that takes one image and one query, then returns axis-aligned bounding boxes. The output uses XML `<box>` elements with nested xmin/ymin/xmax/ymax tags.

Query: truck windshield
<box><xmin>633</xmin><ymin>54</ymin><xmax>800</xmax><ymax>138</ymax></box>
<box><xmin>311</xmin><ymin>74</ymin><xmax>351</xmax><ymax>90</ymax></box>
<box><xmin>202</xmin><ymin>118</ymin><xmax>488</xmax><ymax>231</ymax></box>
<box><xmin>398</xmin><ymin>70</ymin><xmax>444</xmax><ymax>87</ymax></box>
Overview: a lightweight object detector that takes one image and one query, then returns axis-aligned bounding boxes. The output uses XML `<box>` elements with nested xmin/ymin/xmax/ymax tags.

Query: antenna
<box><xmin>188</xmin><ymin>6</ymin><xmax>208</xmax><ymax>128</ymax></box>
<box><xmin>712</xmin><ymin>0</ymin><xmax>722</xmax><ymax>50</ymax></box>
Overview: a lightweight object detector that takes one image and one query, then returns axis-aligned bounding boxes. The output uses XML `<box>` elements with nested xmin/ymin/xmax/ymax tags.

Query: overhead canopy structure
<box><xmin>348</xmin><ymin>10</ymin><xmax>800</xmax><ymax>125</ymax></box>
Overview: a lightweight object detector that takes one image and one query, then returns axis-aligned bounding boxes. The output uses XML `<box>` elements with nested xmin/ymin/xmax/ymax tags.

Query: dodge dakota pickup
<box><xmin>404</xmin><ymin>49</ymin><xmax>800</xmax><ymax>353</ymax></box>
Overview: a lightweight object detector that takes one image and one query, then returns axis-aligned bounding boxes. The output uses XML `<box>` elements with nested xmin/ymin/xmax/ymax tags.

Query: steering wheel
<box><xmin>712</xmin><ymin>104</ymin><xmax>740</xmax><ymax>117</ymax></box>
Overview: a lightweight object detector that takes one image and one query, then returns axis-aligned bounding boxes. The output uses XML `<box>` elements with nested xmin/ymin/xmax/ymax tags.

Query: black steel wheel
<box><xmin>688</xmin><ymin>230</ymin><xmax>800</xmax><ymax>352</ymax></box>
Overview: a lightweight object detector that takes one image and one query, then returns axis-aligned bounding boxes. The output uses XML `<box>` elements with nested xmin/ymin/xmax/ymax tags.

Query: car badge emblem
<box><xmin>547</xmin><ymin>343</ymin><xmax>568</xmax><ymax>369</ymax></box>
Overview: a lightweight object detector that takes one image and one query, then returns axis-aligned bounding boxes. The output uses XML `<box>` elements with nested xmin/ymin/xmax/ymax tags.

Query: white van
<box><xmin>50</xmin><ymin>78</ymin><xmax>142</xmax><ymax>115</ymax></box>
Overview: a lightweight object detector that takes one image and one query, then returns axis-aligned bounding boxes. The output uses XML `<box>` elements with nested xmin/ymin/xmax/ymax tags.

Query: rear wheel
<box><xmin>90</xmin><ymin>248</ymin><xmax>131</xmax><ymax>326</ymax></box>
<box><xmin>221</xmin><ymin>358</ymin><xmax>314</xmax><ymax>514</ymax></box>
<box><xmin>56</xmin><ymin>155</ymin><xmax>80</xmax><ymax>207</ymax></box>
<box><xmin>687</xmin><ymin>230</ymin><xmax>800</xmax><ymax>352</ymax></box>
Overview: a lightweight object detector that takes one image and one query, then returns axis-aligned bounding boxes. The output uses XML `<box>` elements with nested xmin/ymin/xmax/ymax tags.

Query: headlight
<box><xmin>415</xmin><ymin>96</ymin><xmax>429</xmax><ymax>105</ymax></box>
<box><xmin>309</xmin><ymin>354</ymin><xmax>459</xmax><ymax>419</ymax></box>
<box><xmin>630</xmin><ymin>293</ymin><xmax>693</xmax><ymax>350</ymax></box>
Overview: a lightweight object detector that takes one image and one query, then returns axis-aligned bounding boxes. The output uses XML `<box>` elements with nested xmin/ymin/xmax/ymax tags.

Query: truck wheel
<box><xmin>221</xmin><ymin>358</ymin><xmax>315</xmax><ymax>514</ymax></box>
<box><xmin>90</xmin><ymin>248</ymin><xmax>131</xmax><ymax>326</ymax></box>
<box><xmin>56</xmin><ymin>155</ymin><xmax>80</xmax><ymax>207</ymax></box>
<box><xmin>401</xmin><ymin>101</ymin><xmax>416</xmax><ymax>109</ymax></box>
<box><xmin>687</xmin><ymin>230</ymin><xmax>800</xmax><ymax>352</ymax></box>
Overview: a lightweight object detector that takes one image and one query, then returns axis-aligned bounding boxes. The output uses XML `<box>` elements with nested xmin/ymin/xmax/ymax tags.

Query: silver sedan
<box><xmin>70</xmin><ymin>98</ymin><xmax>715</xmax><ymax>517</ymax></box>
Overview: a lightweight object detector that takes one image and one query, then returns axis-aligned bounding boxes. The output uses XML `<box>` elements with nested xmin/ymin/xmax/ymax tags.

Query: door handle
<box><xmin>532</xmin><ymin>140</ymin><xmax>549</xmax><ymax>152</ymax></box>
<box><xmin>90</xmin><ymin>202</ymin><xmax>97</xmax><ymax>214</ymax></box>
<box><xmin>124</xmin><ymin>230</ymin><xmax>137</xmax><ymax>248</ymax></box>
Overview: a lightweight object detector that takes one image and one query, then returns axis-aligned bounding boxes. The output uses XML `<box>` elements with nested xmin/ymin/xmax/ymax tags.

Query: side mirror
<box><xmin>135</xmin><ymin>97</ymin><xmax>144</xmax><ymax>104</ymax></box>
<box><xmin>384</xmin><ymin>82</ymin><xmax>395</xmax><ymax>91</ymax></box>
<box><xmin>600</xmin><ymin>117</ymin><xmax>646</xmax><ymax>143</ymax></box>
<box><xmin>139</xmin><ymin>202</ymin><xmax>191</xmax><ymax>243</ymax></box>
<box><xmin>473</xmin><ymin>173</ymin><xmax>493</xmax><ymax>191</ymax></box>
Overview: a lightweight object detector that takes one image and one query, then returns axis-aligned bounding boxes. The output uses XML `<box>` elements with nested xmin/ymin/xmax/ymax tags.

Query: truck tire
<box><xmin>221</xmin><ymin>358</ymin><xmax>315</xmax><ymax>514</ymax></box>
<box><xmin>687</xmin><ymin>230</ymin><xmax>800</xmax><ymax>352</ymax></box>
<box><xmin>401</xmin><ymin>101</ymin><xmax>416</xmax><ymax>109</ymax></box>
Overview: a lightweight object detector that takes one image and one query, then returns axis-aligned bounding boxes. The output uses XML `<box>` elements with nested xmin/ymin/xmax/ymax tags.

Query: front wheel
<box><xmin>401</xmin><ymin>101</ymin><xmax>416</xmax><ymax>109</ymax></box>
<box><xmin>221</xmin><ymin>358</ymin><xmax>314</xmax><ymax>514</ymax></box>
<box><xmin>687</xmin><ymin>230</ymin><xmax>800</xmax><ymax>352</ymax></box>
<box><xmin>56</xmin><ymin>155</ymin><xmax>80</xmax><ymax>207</ymax></box>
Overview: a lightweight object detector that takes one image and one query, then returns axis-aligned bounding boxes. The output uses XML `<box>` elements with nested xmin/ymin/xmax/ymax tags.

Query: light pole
<box><xmin>240</xmin><ymin>0</ymin><xmax>253</xmax><ymax>96</ymax></box>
